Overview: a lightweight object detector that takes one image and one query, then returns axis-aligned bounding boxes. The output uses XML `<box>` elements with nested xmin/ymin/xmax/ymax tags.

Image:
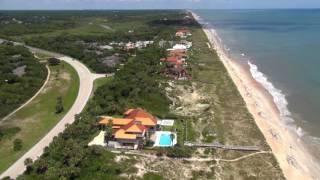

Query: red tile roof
<box><xmin>177</xmin><ymin>29</ymin><xmax>190</xmax><ymax>33</ymax></box>
<box><xmin>124</xmin><ymin>108</ymin><xmax>157</xmax><ymax>126</ymax></box>
<box><xmin>121</xmin><ymin>120</ymin><xmax>146</xmax><ymax>133</ymax></box>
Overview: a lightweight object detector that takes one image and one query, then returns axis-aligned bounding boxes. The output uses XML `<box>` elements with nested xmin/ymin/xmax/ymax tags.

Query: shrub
<box><xmin>166</xmin><ymin>146</ymin><xmax>192</xmax><ymax>158</ymax></box>
<box><xmin>13</xmin><ymin>138</ymin><xmax>23</xmax><ymax>151</ymax></box>
<box><xmin>48</xmin><ymin>58</ymin><xmax>60</xmax><ymax>66</ymax></box>
<box><xmin>0</xmin><ymin>127</ymin><xmax>21</xmax><ymax>141</ymax></box>
<box><xmin>55</xmin><ymin>96</ymin><xmax>64</xmax><ymax>114</ymax></box>
<box><xmin>24</xmin><ymin>158</ymin><xmax>34</xmax><ymax>174</ymax></box>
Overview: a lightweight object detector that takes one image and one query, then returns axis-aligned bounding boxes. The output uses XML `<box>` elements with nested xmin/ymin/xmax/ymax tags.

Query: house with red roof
<box><xmin>99</xmin><ymin>108</ymin><xmax>158</xmax><ymax>149</ymax></box>
<box><xmin>175</xmin><ymin>29</ymin><xmax>192</xmax><ymax>38</ymax></box>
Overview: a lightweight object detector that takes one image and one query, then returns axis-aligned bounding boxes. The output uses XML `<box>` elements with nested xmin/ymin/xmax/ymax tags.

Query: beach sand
<box><xmin>191</xmin><ymin>11</ymin><xmax>319</xmax><ymax>180</ymax></box>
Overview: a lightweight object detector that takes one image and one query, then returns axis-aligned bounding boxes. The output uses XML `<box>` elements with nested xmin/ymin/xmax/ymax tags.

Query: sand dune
<box><xmin>191</xmin><ymin>11</ymin><xmax>319</xmax><ymax>180</ymax></box>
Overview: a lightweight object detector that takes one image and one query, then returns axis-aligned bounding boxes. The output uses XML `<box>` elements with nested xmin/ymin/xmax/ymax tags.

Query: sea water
<box><xmin>194</xmin><ymin>9</ymin><xmax>320</xmax><ymax>160</ymax></box>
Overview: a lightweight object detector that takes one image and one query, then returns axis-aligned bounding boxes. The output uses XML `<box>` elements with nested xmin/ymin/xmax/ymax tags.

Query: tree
<box><xmin>55</xmin><ymin>96</ymin><xmax>64</xmax><ymax>114</ymax></box>
<box><xmin>105</xmin><ymin>120</ymin><xmax>113</xmax><ymax>144</ymax></box>
<box><xmin>47</xmin><ymin>57</ymin><xmax>60</xmax><ymax>66</ymax></box>
<box><xmin>170</xmin><ymin>133</ymin><xmax>175</xmax><ymax>146</ymax></box>
<box><xmin>13</xmin><ymin>138</ymin><xmax>23</xmax><ymax>151</ymax></box>
<box><xmin>24</xmin><ymin>158</ymin><xmax>33</xmax><ymax>174</ymax></box>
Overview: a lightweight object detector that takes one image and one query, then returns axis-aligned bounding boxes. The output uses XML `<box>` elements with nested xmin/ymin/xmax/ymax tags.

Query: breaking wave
<box><xmin>248</xmin><ymin>61</ymin><xmax>305</xmax><ymax>137</ymax></box>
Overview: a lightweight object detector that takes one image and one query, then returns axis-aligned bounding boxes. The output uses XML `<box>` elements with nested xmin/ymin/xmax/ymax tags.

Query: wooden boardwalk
<box><xmin>184</xmin><ymin>142</ymin><xmax>260</xmax><ymax>152</ymax></box>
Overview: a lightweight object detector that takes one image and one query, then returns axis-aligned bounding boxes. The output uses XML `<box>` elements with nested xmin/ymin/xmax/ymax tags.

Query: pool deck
<box><xmin>153</xmin><ymin>131</ymin><xmax>177</xmax><ymax>147</ymax></box>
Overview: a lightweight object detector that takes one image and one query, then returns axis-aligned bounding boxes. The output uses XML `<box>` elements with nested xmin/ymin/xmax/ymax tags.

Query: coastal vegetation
<box><xmin>16</xmin><ymin>46</ymin><xmax>173</xmax><ymax>180</ymax></box>
<box><xmin>0</xmin><ymin>10</ymin><xmax>189</xmax><ymax>73</ymax></box>
<box><xmin>0</xmin><ymin>44</ymin><xmax>47</xmax><ymax>119</ymax></box>
<box><xmin>0</xmin><ymin>10</ymin><xmax>284</xmax><ymax>179</ymax></box>
<box><xmin>0</xmin><ymin>61</ymin><xmax>79</xmax><ymax>173</ymax></box>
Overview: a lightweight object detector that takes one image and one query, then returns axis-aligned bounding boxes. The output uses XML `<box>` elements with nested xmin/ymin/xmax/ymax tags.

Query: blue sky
<box><xmin>0</xmin><ymin>0</ymin><xmax>319</xmax><ymax>10</ymax></box>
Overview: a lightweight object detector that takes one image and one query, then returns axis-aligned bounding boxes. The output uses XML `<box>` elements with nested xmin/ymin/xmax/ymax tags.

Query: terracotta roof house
<box><xmin>160</xmin><ymin>56</ymin><xmax>184</xmax><ymax>67</ymax></box>
<box><xmin>99</xmin><ymin>108</ymin><xmax>158</xmax><ymax>149</ymax></box>
<box><xmin>124</xmin><ymin>108</ymin><xmax>158</xmax><ymax>127</ymax></box>
<box><xmin>168</xmin><ymin>51</ymin><xmax>187</xmax><ymax>59</ymax></box>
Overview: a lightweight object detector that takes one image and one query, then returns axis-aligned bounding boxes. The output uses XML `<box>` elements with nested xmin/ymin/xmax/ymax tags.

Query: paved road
<box><xmin>0</xmin><ymin>42</ymin><xmax>107</xmax><ymax>179</ymax></box>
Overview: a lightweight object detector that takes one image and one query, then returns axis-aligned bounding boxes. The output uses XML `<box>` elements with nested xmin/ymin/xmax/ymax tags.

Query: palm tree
<box><xmin>170</xmin><ymin>133</ymin><xmax>175</xmax><ymax>146</ymax></box>
<box><xmin>105</xmin><ymin>121</ymin><xmax>113</xmax><ymax>145</ymax></box>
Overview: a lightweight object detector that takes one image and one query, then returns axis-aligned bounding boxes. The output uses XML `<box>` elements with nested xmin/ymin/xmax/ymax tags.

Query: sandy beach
<box><xmin>191</xmin><ymin>11</ymin><xmax>319</xmax><ymax>180</ymax></box>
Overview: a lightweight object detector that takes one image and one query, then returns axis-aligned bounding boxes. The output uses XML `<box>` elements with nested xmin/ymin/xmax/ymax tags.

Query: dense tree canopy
<box><xmin>18</xmin><ymin>47</ymin><xmax>171</xmax><ymax>179</ymax></box>
<box><xmin>0</xmin><ymin>44</ymin><xmax>47</xmax><ymax>119</ymax></box>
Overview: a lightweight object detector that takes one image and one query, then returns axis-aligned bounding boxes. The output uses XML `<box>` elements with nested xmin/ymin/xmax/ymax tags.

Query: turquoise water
<box><xmin>159</xmin><ymin>134</ymin><xmax>172</xmax><ymax>146</ymax></box>
<box><xmin>195</xmin><ymin>9</ymin><xmax>320</xmax><ymax>158</ymax></box>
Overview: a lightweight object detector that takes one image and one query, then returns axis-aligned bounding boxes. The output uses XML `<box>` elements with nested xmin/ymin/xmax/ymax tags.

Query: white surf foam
<box><xmin>197</xmin><ymin>12</ymin><xmax>307</xmax><ymax>140</ymax></box>
<box><xmin>248</xmin><ymin>61</ymin><xmax>307</xmax><ymax>137</ymax></box>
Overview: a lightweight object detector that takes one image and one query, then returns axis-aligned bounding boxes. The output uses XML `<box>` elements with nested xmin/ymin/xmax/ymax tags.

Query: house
<box><xmin>168</xmin><ymin>49</ymin><xmax>187</xmax><ymax>59</ymax></box>
<box><xmin>167</xmin><ymin>44</ymin><xmax>188</xmax><ymax>51</ymax></box>
<box><xmin>168</xmin><ymin>66</ymin><xmax>191</xmax><ymax>80</ymax></box>
<box><xmin>99</xmin><ymin>108</ymin><xmax>158</xmax><ymax>149</ymax></box>
<box><xmin>124</xmin><ymin>108</ymin><xmax>158</xmax><ymax>131</ymax></box>
<box><xmin>135</xmin><ymin>41</ymin><xmax>154</xmax><ymax>49</ymax></box>
<box><xmin>175</xmin><ymin>29</ymin><xmax>192</xmax><ymax>38</ymax></box>
<box><xmin>159</xmin><ymin>40</ymin><xmax>174</xmax><ymax>48</ymax></box>
<box><xmin>98</xmin><ymin>45</ymin><xmax>113</xmax><ymax>50</ymax></box>
<box><xmin>180</xmin><ymin>40</ymin><xmax>192</xmax><ymax>49</ymax></box>
<box><xmin>125</xmin><ymin>42</ymin><xmax>135</xmax><ymax>50</ymax></box>
<box><xmin>160</xmin><ymin>56</ymin><xmax>185</xmax><ymax>67</ymax></box>
<box><xmin>99</xmin><ymin>55</ymin><xmax>121</xmax><ymax>67</ymax></box>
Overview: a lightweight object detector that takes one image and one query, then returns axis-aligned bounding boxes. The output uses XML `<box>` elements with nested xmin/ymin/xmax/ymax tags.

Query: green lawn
<box><xmin>92</xmin><ymin>76</ymin><xmax>112</xmax><ymax>94</ymax></box>
<box><xmin>0</xmin><ymin>62</ymin><xmax>79</xmax><ymax>173</ymax></box>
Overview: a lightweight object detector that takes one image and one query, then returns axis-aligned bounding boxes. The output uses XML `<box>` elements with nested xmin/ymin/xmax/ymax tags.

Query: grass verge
<box><xmin>0</xmin><ymin>62</ymin><xmax>79</xmax><ymax>173</ymax></box>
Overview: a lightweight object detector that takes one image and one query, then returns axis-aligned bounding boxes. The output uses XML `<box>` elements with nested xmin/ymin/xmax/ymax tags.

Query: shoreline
<box><xmin>190</xmin><ymin>11</ymin><xmax>319</xmax><ymax>180</ymax></box>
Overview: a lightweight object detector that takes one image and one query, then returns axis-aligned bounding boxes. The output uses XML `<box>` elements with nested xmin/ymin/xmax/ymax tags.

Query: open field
<box><xmin>0</xmin><ymin>62</ymin><xmax>79</xmax><ymax>173</ymax></box>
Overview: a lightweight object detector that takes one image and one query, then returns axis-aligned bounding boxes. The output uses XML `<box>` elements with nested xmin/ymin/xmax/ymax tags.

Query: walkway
<box><xmin>184</xmin><ymin>142</ymin><xmax>260</xmax><ymax>151</ymax></box>
<box><xmin>0</xmin><ymin>41</ymin><xmax>107</xmax><ymax>179</ymax></box>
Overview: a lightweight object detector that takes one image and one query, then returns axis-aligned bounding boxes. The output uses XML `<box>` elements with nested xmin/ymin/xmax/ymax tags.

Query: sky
<box><xmin>0</xmin><ymin>0</ymin><xmax>319</xmax><ymax>10</ymax></box>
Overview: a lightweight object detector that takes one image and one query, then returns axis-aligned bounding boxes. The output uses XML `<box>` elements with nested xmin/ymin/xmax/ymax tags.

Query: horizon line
<box><xmin>1</xmin><ymin>7</ymin><xmax>320</xmax><ymax>11</ymax></box>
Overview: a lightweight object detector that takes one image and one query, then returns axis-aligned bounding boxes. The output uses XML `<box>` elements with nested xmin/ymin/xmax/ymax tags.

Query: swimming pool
<box><xmin>159</xmin><ymin>134</ymin><xmax>172</xmax><ymax>146</ymax></box>
<box><xmin>153</xmin><ymin>131</ymin><xmax>177</xmax><ymax>147</ymax></box>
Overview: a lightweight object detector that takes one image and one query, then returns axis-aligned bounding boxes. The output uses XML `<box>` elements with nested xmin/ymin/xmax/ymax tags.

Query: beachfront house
<box><xmin>98</xmin><ymin>108</ymin><xmax>158</xmax><ymax>149</ymax></box>
<box><xmin>167</xmin><ymin>44</ymin><xmax>189</xmax><ymax>51</ymax></box>
<box><xmin>175</xmin><ymin>29</ymin><xmax>192</xmax><ymax>38</ymax></box>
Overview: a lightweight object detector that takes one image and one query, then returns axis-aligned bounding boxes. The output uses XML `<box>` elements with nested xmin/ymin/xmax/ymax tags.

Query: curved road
<box><xmin>1</xmin><ymin>65</ymin><xmax>51</xmax><ymax>122</ymax></box>
<box><xmin>0</xmin><ymin>44</ymin><xmax>106</xmax><ymax>179</ymax></box>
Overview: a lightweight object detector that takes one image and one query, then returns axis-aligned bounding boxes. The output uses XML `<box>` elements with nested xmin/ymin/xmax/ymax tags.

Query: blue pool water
<box><xmin>159</xmin><ymin>134</ymin><xmax>172</xmax><ymax>146</ymax></box>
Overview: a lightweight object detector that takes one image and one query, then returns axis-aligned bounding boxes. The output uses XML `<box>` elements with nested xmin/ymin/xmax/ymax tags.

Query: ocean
<box><xmin>194</xmin><ymin>9</ymin><xmax>320</xmax><ymax>160</ymax></box>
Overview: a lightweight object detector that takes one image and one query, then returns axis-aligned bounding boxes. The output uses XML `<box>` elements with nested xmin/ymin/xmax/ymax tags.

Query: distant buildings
<box><xmin>160</xmin><ymin>28</ymin><xmax>193</xmax><ymax>80</ymax></box>
<box><xmin>125</xmin><ymin>41</ymin><xmax>154</xmax><ymax>50</ymax></box>
<box><xmin>100</xmin><ymin>55</ymin><xmax>121</xmax><ymax>68</ymax></box>
<box><xmin>175</xmin><ymin>29</ymin><xmax>192</xmax><ymax>38</ymax></box>
<box><xmin>98</xmin><ymin>45</ymin><xmax>113</xmax><ymax>50</ymax></box>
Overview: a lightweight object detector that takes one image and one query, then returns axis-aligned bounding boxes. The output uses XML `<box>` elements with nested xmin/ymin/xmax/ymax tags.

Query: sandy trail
<box><xmin>191</xmin><ymin>11</ymin><xmax>319</xmax><ymax>180</ymax></box>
